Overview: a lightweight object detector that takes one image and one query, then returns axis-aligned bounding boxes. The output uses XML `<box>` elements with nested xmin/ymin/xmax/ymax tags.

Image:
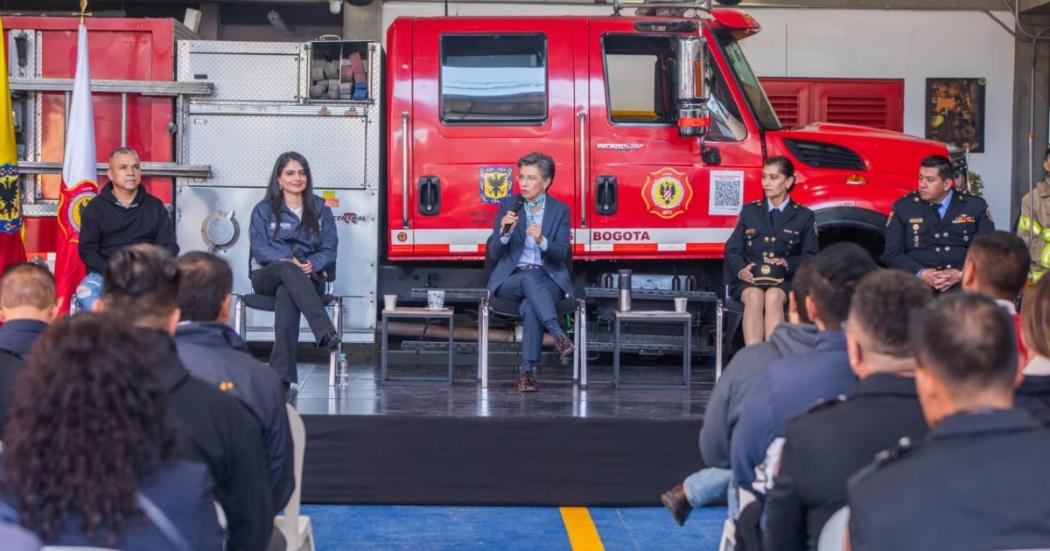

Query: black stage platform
<box><xmin>278</xmin><ymin>348</ymin><xmax>716</xmax><ymax>507</ymax></box>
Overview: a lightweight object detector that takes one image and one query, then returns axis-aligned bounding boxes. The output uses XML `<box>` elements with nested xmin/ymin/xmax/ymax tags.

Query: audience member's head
<box><xmin>788</xmin><ymin>256</ymin><xmax>815</xmax><ymax>325</ymax></box>
<box><xmin>910</xmin><ymin>293</ymin><xmax>1021</xmax><ymax>426</ymax></box>
<box><xmin>99</xmin><ymin>244</ymin><xmax>181</xmax><ymax>333</ymax></box>
<box><xmin>0</xmin><ymin>262</ymin><xmax>57</xmax><ymax>323</ymax></box>
<box><xmin>846</xmin><ymin>270</ymin><xmax>934</xmax><ymax>378</ymax></box>
<box><xmin>804</xmin><ymin>243</ymin><xmax>879</xmax><ymax>330</ymax></box>
<box><xmin>1021</xmin><ymin>275</ymin><xmax>1050</xmax><ymax>361</ymax></box>
<box><xmin>962</xmin><ymin>231</ymin><xmax>1030</xmax><ymax>301</ymax></box>
<box><xmin>4</xmin><ymin>314</ymin><xmax>178</xmax><ymax>545</ymax></box>
<box><xmin>176</xmin><ymin>251</ymin><xmax>234</xmax><ymax>323</ymax></box>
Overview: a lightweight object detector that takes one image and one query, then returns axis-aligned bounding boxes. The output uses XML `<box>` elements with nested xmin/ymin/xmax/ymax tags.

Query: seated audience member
<box><xmin>0</xmin><ymin>314</ymin><xmax>223</xmax><ymax>550</ymax></box>
<box><xmin>731</xmin><ymin>243</ymin><xmax>878</xmax><ymax>497</ymax></box>
<box><xmin>175</xmin><ymin>251</ymin><xmax>295</xmax><ymax>509</ymax></box>
<box><xmin>98</xmin><ymin>244</ymin><xmax>274</xmax><ymax>551</ymax></box>
<box><xmin>662</xmin><ymin>258</ymin><xmax>819</xmax><ymax>525</ymax></box>
<box><xmin>764</xmin><ymin>271</ymin><xmax>933</xmax><ymax>551</ymax></box>
<box><xmin>0</xmin><ymin>262</ymin><xmax>56</xmax><ymax>431</ymax></box>
<box><xmin>848</xmin><ymin>293</ymin><xmax>1050</xmax><ymax>551</ymax></box>
<box><xmin>961</xmin><ymin>230</ymin><xmax>1030</xmax><ymax>361</ymax></box>
<box><xmin>1018</xmin><ymin>275</ymin><xmax>1050</xmax><ymax>424</ymax></box>
<box><xmin>76</xmin><ymin>147</ymin><xmax>179</xmax><ymax>312</ymax></box>
<box><xmin>0</xmin><ymin>262</ymin><xmax>56</xmax><ymax>356</ymax></box>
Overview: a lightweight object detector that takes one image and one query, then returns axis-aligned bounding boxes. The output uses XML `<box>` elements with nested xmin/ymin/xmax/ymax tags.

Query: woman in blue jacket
<box><xmin>250</xmin><ymin>152</ymin><xmax>340</xmax><ymax>385</ymax></box>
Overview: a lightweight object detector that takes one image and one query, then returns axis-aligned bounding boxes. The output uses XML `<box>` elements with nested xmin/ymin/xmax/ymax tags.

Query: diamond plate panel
<box><xmin>178</xmin><ymin>41</ymin><xmax>302</xmax><ymax>103</ymax></box>
<box><xmin>182</xmin><ymin>112</ymin><xmax>367</xmax><ymax>189</ymax></box>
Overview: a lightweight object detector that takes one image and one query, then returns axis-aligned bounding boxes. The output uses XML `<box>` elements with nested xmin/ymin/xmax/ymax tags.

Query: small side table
<box><xmin>613</xmin><ymin>310</ymin><xmax>692</xmax><ymax>388</ymax></box>
<box><xmin>381</xmin><ymin>307</ymin><xmax>454</xmax><ymax>384</ymax></box>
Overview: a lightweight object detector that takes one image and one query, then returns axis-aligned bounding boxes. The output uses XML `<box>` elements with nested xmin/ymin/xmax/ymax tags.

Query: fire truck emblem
<box><xmin>66</xmin><ymin>189</ymin><xmax>97</xmax><ymax>233</ymax></box>
<box><xmin>479</xmin><ymin>166</ymin><xmax>513</xmax><ymax>205</ymax></box>
<box><xmin>0</xmin><ymin>163</ymin><xmax>21</xmax><ymax>234</ymax></box>
<box><xmin>642</xmin><ymin>167</ymin><xmax>692</xmax><ymax>220</ymax></box>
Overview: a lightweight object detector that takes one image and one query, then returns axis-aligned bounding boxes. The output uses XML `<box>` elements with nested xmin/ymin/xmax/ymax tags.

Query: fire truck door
<box><xmin>406</xmin><ymin>20</ymin><xmax>577</xmax><ymax>259</ymax></box>
<box><xmin>585</xmin><ymin>29</ymin><xmax>763</xmax><ymax>259</ymax></box>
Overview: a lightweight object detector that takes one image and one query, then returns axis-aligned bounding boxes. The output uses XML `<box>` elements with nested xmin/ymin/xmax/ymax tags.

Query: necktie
<box><xmin>770</xmin><ymin>207</ymin><xmax>781</xmax><ymax>227</ymax></box>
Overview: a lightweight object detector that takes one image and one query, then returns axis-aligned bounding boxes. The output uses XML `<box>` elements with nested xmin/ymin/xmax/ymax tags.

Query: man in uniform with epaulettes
<box><xmin>884</xmin><ymin>155</ymin><xmax>994</xmax><ymax>292</ymax></box>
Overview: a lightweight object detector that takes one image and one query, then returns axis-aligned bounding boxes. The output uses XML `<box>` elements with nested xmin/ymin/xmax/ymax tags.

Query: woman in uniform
<box><xmin>725</xmin><ymin>156</ymin><xmax>818</xmax><ymax>345</ymax></box>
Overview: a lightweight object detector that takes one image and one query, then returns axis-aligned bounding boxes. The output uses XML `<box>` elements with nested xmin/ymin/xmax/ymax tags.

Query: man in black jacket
<box><xmin>0</xmin><ymin>262</ymin><xmax>56</xmax><ymax>356</ymax></box>
<box><xmin>76</xmin><ymin>147</ymin><xmax>178</xmax><ymax>312</ymax></box>
<box><xmin>848</xmin><ymin>293</ymin><xmax>1050</xmax><ymax>551</ymax></box>
<box><xmin>175</xmin><ymin>251</ymin><xmax>295</xmax><ymax>511</ymax></box>
<box><xmin>99</xmin><ymin>244</ymin><xmax>274</xmax><ymax>551</ymax></box>
<box><xmin>764</xmin><ymin>270</ymin><xmax>933</xmax><ymax>551</ymax></box>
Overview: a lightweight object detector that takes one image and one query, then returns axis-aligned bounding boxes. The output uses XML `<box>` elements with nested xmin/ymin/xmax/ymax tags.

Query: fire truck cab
<box><xmin>382</xmin><ymin>9</ymin><xmax>958</xmax><ymax>294</ymax></box>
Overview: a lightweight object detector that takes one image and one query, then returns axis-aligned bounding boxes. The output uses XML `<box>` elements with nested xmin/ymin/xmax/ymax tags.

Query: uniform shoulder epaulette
<box><xmin>752</xmin><ymin>199</ymin><xmax>762</xmax><ymax>206</ymax></box>
<box><xmin>851</xmin><ymin>436</ymin><xmax>918</xmax><ymax>484</ymax></box>
<box><xmin>874</xmin><ymin>436</ymin><xmax>917</xmax><ymax>466</ymax></box>
<box><xmin>806</xmin><ymin>394</ymin><xmax>847</xmax><ymax>413</ymax></box>
<box><xmin>792</xmin><ymin>202</ymin><xmax>800</xmax><ymax>210</ymax></box>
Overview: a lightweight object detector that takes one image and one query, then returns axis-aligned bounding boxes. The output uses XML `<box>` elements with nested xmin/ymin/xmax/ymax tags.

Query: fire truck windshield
<box><xmin>715</xmin><ymin>31</ymin><xmax>782</xmax><ymax>132</ymax></box>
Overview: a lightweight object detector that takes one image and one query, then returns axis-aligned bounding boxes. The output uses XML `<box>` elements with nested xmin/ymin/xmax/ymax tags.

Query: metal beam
<box><xmin>10</xmin><ymin>79</ymin><xmax>213</xmax><ymax>97</ymax></box>
<box><xmin>17</xmin><ymin>161</ymin><xmax>212</xmax><ymax>179</ymax></box>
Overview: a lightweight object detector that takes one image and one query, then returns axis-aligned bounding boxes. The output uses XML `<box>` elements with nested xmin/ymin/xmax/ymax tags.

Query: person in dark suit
<box><xmin>725</xmin><ymin>156</ymin><xmax>818</xmax><ymax>345</ymax></box>
<box><xmin>764</xmin><ymin>270</ymin><xmax>933</xmax><ymax>551</ymax></box>
<box><xmin>0</xmin><ymin>262</ymin><xmax>56</xmax><ymax>357</ymax></box>
<box><xmin>486</xmin><ymin>152</ymin><xmax>573</xmax><ymax>392</ymax></box>
<box><xmin>884</xmin><ymin>155</ymin><xmax>994</xmax><ymax>293</ymax></box>
<box><xmin>0</xmin><ymin>314</ymin><xmax>224</xmax><ymax>550</ymax></box>
<box><xmin>848</xmin><ymin>293</ymin><xmax>1050</xmax><ymax>551</ymax></box>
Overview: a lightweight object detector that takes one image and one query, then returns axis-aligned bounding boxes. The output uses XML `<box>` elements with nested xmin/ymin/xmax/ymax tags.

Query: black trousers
<box><xmin>251</xmin><ymin>261</ymin><xmax>335</xmax><ymax>384</ymax></box>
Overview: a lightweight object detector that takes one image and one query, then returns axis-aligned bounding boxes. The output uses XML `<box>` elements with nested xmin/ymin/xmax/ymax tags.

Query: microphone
<box><xmin>292</xmin><ymin>248</ymin><xmax>306</xmax><ymax>263</ymax></box>
<box><xmin>501</xmin><ymin>195</ymin><xmax>526</xmax><ymax>236</ymax></box>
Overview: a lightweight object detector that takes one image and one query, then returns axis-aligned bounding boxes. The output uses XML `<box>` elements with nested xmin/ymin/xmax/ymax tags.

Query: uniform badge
<box><xmin>760</xmin><ymin>264</ymin><xmax>771</xmax><ymax>275</ymax></box>
<box><xmin>912</xmin><ymin>224</ymin><xmax>920</xmax><ymax>231</ymax></box>
<box><xmin>642</xmin><ymin>167</ymin><xmax>693</xmax><ymax>220</ymax></box>
<box><xmin>479</xmin><ymin>166</ymin><xmax>513</xmax><ymax>205</ymax></box>
<box><xmin>952</xmin><ymin>215</ymin><xmax>975</xmax><ymax>224</ymax></box>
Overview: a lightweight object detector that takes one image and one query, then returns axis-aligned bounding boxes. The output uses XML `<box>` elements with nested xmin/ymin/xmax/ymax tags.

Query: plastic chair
<box><xmin>274</xmin><ymin>404</ymin><xmax>315</xmax><ymax>551</ymax></box>
<box><xmin>235</xmin><ymin>259</ymin><xmax>343</xmax><ymax>386</ymax></box>
<box><xmin>817</xmin><ymin>506</ymin><xmax>850</xmax><ymax>551</ymax></box>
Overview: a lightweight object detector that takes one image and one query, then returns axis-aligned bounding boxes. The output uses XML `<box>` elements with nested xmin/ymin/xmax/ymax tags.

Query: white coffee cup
<box><xmin>426</xmin><ymin>290</ymin><xmax>445</xmax><ymax>310</ymax></box>
<box><xmin>383</xmin><ymin>294</ymin><xmax>397</xmax><ymax>311</ymax></box>
<box><xmin>674</xmin><ymin>297</ymin><xmax>688</xmax><ymax>313</ymax></box>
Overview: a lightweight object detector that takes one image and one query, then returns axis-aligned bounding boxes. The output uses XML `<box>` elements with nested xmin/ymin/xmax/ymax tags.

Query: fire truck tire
<box><xmin>813</xmin><ymin>206</ymin><xmax>887</xmax><ymax>262</ymax></box>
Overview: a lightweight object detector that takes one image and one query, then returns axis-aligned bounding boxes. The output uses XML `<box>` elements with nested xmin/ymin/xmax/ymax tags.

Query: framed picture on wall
<box><xmin>925</xmin><ymin>78</ymin><xmax>986</xmax><ymax>153</ymax></box>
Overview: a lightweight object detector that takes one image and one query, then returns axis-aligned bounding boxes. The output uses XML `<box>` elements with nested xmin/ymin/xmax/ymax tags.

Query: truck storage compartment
<box><xmin>307</xmin><ymin>40</ymin><xmax>370</xmax><ymax>101</ymax></box>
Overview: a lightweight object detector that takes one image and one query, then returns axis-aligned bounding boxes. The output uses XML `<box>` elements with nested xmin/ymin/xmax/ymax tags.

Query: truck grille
<box><xmin>784</xmin><ymin>139</ymin><xmax>866</xmax><ymax>171</ymax></box>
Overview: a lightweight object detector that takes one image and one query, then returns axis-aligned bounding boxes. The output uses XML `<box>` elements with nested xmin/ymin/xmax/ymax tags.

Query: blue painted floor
<box><xmin>302</xmin><ymin>505</ymin><xmax>727</xmax><ymax>550</ymax></box>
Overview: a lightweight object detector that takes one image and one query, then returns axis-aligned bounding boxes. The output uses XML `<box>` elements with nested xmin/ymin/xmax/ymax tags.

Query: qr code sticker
<box><xmin>709</xmin><ymin>170</ymin><xmax>744</xmax><ymax>216</ymax></box>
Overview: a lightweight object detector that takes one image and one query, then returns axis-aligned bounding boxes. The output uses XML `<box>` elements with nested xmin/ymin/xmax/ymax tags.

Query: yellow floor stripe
<box><xmin>559</xmin><ymin>507</ymin><xmax>605</xmax><ymax>551</ymax></box>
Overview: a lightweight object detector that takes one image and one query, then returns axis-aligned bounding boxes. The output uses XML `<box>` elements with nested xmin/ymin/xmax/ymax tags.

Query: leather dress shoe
<box><xmin>518</xmin><ymin>372</ymin><xmax>538</xmax><ymax>393</ymax></box>
<box><xmin>661</xmin><ymin>484</ymin><xmax>692</xmax><ymax>526</ymax></box>
<box><xmin>555</xmin><ymin>335</ymin><xmax>574</xmax><ymax>358</ymax></box>
<box><xmin>318</xmin><ymin>331</ymin><xmax>341</xmax><ymax>353</ymax></box>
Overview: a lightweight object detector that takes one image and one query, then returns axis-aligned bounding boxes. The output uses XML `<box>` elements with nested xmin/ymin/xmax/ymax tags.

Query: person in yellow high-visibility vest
<box><xmin>1018</xmin><ymin>148</ymin><xmax>1050</xmax><ymax>284</ymax></box>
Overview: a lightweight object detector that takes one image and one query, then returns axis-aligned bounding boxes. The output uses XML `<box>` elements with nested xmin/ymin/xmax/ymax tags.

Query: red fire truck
<box><xmin>6</xmin><ymin>7</ymin><xmax>962</xmax><ymax>346</ymax></box>
<box><xmin>380</xmin><ymin>8</ymin><xmax>960</xmax><ymax>297</ymax></box>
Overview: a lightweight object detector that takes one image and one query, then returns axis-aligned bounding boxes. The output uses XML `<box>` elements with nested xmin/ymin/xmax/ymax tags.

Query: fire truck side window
<box><xmin>707</xmin><ymin>65</ymin><xmax>748</xmax><ymax>142</ymax></box>
<box><xmin>603</xmin><ymin>35</ymin><xmax>677</xmax><ymax>124</ymax></box>
<box><xmin>440</xmin><ymin>34</ymin><xmax>547</xmax><ymax>124</ymax></box>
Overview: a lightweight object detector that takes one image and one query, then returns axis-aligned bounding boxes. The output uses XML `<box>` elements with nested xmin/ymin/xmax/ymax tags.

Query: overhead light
<box><xmin>329</xmin><ymin>0</ymin><xmax>343</xmax><ymax>14</ymax></box>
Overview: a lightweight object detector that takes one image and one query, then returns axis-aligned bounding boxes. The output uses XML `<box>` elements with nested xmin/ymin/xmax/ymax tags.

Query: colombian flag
<box><xmin>53</xmin><ymin>21</ymin><xmax>97</xmax><ymax>315</ymax></box>
<box><xmin>0</xmin><ymin>18</ymin><xmax>27</xmax><ymax>273</ymax></box>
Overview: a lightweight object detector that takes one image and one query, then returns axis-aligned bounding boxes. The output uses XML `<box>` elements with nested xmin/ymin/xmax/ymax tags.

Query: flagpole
<box><xmin>79</xmin><ymin>0</ymin><xmax>88</xmax><ymax>24</ymax></box>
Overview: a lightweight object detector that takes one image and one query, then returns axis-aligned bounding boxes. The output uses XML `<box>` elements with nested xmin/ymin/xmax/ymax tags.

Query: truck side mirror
<box><xmin>676</xmin><ymin>37</ymin><xmax>709</xmax><ymax>138</ymax></box>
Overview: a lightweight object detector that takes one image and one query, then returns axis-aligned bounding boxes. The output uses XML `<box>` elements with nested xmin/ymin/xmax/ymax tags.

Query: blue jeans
<box><xmin>683</xmin><ymin>467</ymin><xmax>732</xmax><ymax>509</ymax></box>
<box><xmin>76</xmin><ymin>272</ymin><xmax>104</xmax><ymax>313</ymax></box>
